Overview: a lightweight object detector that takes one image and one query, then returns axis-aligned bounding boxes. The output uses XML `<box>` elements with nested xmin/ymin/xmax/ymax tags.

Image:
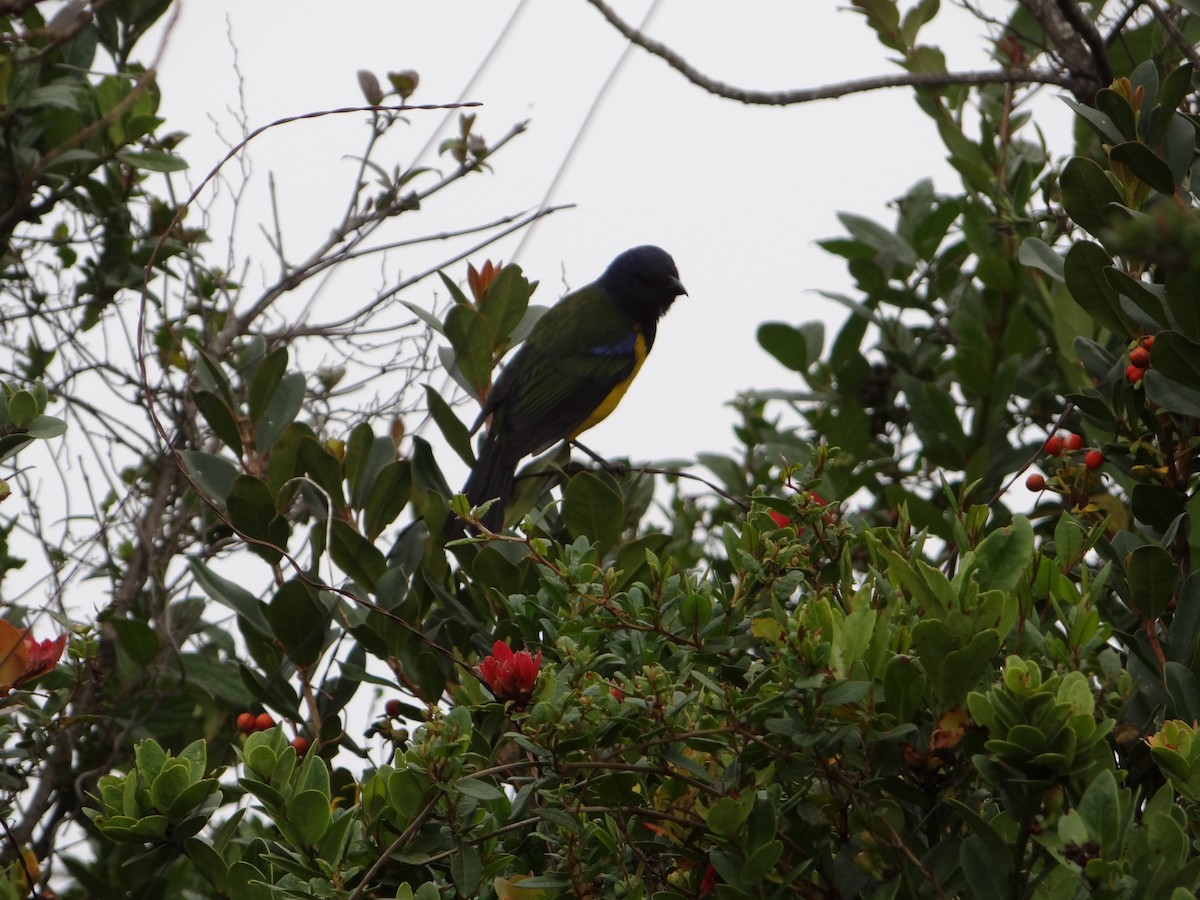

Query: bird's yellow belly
<box><xmin>568</xmin><ymin>334</ymin><xmax>647</xmax><ymax>438</ymax></box>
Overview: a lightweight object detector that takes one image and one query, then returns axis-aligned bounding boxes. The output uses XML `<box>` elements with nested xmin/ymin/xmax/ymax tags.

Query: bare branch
<box><xmin>1144</xmin><ymin>0</ymin><xmax>1200</xmax><ymax>70</ymax></box>
<box><xmin>584</xmin><ymin>0</ymin><xmax>1077</xmax><ymax>104</ymax></box>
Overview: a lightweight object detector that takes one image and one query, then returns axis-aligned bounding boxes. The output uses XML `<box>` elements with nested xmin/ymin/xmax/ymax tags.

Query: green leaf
<box><xmin>286</xmin><ymin>789</ymin><xmax>331</xmax><ymax>846</ymax></box>
<box><xmin>329</xmin><ymin>519</ymin><xmax>386</xmax><ymax>591</ymax></box>
<box><xmin>111</xmin><ymin>617</ymin><xmax>160</xmax><ymax>667</ymax></box>
<box><xmin>476</xmin><ymin>264</ymin><xmax>532</xmax><ymax>343</ymax></box>
<box><xmin>1094</xmin><ymin>88</ymin><xmax>1138</xmax><ymax>141</ymax></box>
<box><xmin>1076</xmin><ymin>769</ymin><xmax>1121</xmax><ymax>853</ymax></box>
<box><xmin>1060</xmin><ymin>157</ymin><xmax>1123</xmax><ymax>242</ymax></box>
<box><xmin>883</xmin><ymin>655</ymin><xmax>927</xmax><ymax>722</ymax></box>
<box><xmin>1062</xmin><ymin>97</ymin><xmax>1125</xmax><ymax>145</ymax></box>
<box><xmin>1125</xmin><ymin>544</ymin><xmax>1178</xmax><ymax>620</ymax></box>
<box><xmin>561</xmin><ymin>471</ymin><xmax>623</xmax><ymax>547</ymax></box>
<box><xmin>6</xmin><ymin>390</ymin><xmax>36</xmax><ymax>428</ymax></box>
<box><xmin>970</xmin><ymin>516</ymin><xmax>1033</xmax><ymax>594</ymax></box>
<box><xmin>444</xmin><ymin>303</ymin><xmax>495</xmax><ymax>400</ymax></box>
<box><xmin>363</xmin><ymin>460</ymin><xmax>412</xmax><ymax>541</ymax></box>
<box><xmin>194</xmin><ymin>389</ymin><xmax>243</xmax><ymax>451</ymax></box>
<box><xmin>150</xmin><ymin>761</ymin><xmax>192</xmax><ymax>812</ymax></box>
<box><xmin>757</xmin><ymin>321</ymin><xmax>823</xmax><ymax>373</ymax></box>
<box><xmin>227</xmin><ymin>475</ymin><xmax>286</xmax><ymax>564</ymax></box>
<box><xmin>188</xmin><ymin>557</ymin><xmax>271</xmax><ymax>636</ymax></box>
<box><xmin>1064</xmin><ymin>241</ymin><xmax>1132</xmax><ymax>335</ymax></box>
<box><xmin>255</xmin><ymin>372</ymin><xmax>305</xmax><ymax>453</ymax></box>
<box><xmin>1164</xmin><ymin>274</ymin><xmax>1200</xmax><ymax>342</ymax></box>
<box><xmin>455</xmin><ymin>778</ymin><xmax>504</xmax><ymax>801</ymax></box>
<box><xmin>116</xmin><ymin>148</ymin><xmax>188</xmax><ymax>172</ymax></box>
<box><xmin>706</xmin><ymin>793</ymin><xmax>755</xmax><ymax>839</ymax></box>
<box><xmin>424</xmin><ymin>383</ymin><xmax>474</xmax><ymax>468</ymax></box>
<box><xmin>1109</xmin><ymin>141</ymin><xmax>1176</xmax><ymax>195</ymax></box>
<box><xmin>179</xmin><ymin>450</ymin><xmax>238</xmax><ymax>504</ymax></box>
<box><xmin>1018</xmin><ymin>237</ymin><xmax>1065</xmax><ymax>282</ymax></box>
<box><xmin>248</xmin><ymin>347</ymin><xmax>287</xmax><ymax>426</ymax></box>
<box><xmin>1152</xmin><ymin>331</ymin><xmax>1200</xmax><ymax>388</ymax></box>
<box><xmin>266</xmin><ymin>579</ymin><xmax>328</xmax><ymax>668</ymax></box>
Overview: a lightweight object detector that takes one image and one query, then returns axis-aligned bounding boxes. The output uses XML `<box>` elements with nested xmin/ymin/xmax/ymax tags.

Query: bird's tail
<box><xmin>456</xmin><ymin>434</ymin><xmax>514</xmax><ymax>533</ymax></box>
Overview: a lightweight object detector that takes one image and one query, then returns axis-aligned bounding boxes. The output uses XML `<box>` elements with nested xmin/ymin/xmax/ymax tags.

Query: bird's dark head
<box><xmin>598</xmin><ymin>245</ymin><xmax>686</xmax><ymax>320</ymax></box>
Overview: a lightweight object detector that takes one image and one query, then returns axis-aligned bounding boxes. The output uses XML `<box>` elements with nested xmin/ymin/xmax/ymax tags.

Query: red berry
<box><xmin>1139</xmin><ymin>334</ymin><xmax>1156</xmax><ymax>350</ymax></box>
<box><xmin>1084</xmin><ymin>449</ymin><xmax>1104</xmax><ymax>470</ymax></box>
<box><xmin>1063</xmin><ymin>433</ymin><xmax>1083</xmax><ymax>452</ymax></box>
<box><xmin>1126</xmin><ymin>365</ymin><xmax>1146</xmax><ymax>384</ymax></box>
<box><xmin>290</xmin><ymin>736</ymin><xmax>310</xmax><ymax>754</ymax></box>
<box><xmin>236</xmin><ymin>712</ymin><xmax>256</xmax><ymax>734</ymax></box>
<box><xmin>254</xmin><ymin>712</ymin><xmax>275</xmax><ymax>732</ymax></box>
<box><xmin>1129</xmin><ymin>346</ymin><xmax>1151</xmax><ymax>368</ymax></box>
<box><xmin>1043</xmin><ymin>435</ymin><xmax>1064</xmax><ymax>455</ymax></box>
<box><xmin>768</xmin><ymin>509</ymin><xmax>791</xmax><ymax>529</ymax></box>
<box><xmin>384</xmin><ymin>698</ymin><xmax>402</xmax><ymax>719</ymax></box>
<box><xmin>1026</xmin><ymin>473</ymin><xmax>1047</xmax><ymax>492</ymax></box>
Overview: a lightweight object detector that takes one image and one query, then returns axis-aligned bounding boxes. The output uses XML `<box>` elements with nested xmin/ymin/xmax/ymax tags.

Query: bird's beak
<box><xmin>672</xmin><ymin>277</ymin><xmax>687</xmax><ymax>297</ymax></box>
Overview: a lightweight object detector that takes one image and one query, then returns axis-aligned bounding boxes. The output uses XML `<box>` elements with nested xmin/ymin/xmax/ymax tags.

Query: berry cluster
<box><xmin>235</xmin><ymin>711</ymin><xmax>309</xmax><ymax>753</ymax></box>
<box><xmin>1125</xmin><ymin>334</ymin><xmax>1154</xmax><ymax>385</ymax></box>
<box><xmin>1025</xmin><ymin>431</ymin><xmax>1105</xmax><ymax>506</ymax></box>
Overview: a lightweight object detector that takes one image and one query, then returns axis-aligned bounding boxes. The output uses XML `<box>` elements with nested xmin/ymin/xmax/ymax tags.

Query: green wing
<box><xmin>483</xmin><ymin>285</ymin><xmax>641</xmax><ymax>462</ymax></box>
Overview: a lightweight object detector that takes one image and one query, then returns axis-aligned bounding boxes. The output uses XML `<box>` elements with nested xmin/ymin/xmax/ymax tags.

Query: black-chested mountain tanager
<box><xmin>458</xmin><ymin>245</ymin><xmax>686</xmax><ymax>531</ymax></box>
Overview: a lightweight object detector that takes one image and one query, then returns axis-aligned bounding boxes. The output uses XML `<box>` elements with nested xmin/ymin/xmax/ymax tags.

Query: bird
<box><xmin>455</xmin><ymin>245</ymin><xmax>686</xmax><ymax>532</ymax></box>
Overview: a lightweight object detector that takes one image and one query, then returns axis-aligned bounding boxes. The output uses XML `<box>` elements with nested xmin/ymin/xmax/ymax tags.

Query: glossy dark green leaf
<box><xmin>896</xmin><ymin>373</ymin><xmax>965</xmax><ymax>468</ymax></box>
<box><xmin>1126</xmin><ymin>544</ymin><xmax>1178</xmax><ymax>620</ymax></box>
<box><xmin>344</xmin><ymin>421</ymin><xmax>374</xmax><ymax>505</ymax></box>
<box><xmin>1109</xmin><ymin>141</ymin><xmax>1176</xmax><ymax>195</ymax></box>
<box><xmin>329</xmin><ymin>519</ymin><xmax>385</xmax><ymax>591</ymax></box>
<box><xmin>248</xmin><ymin>347</ymin><xmax>287</xmax><ymax>426</ymax></box>
<box><xmin>1165</xmin><ymin>272</ymin><xmax>1200</xmax><ymax>341</ymax></box>
<box><xmin>1147</xmin><ymin>331</ymin><xmax>1200</xmax><ymax>386</ymax></box>
<box><xmin>1062</xmin><ymin>97</ymin><xmax>1124</xmax><ymax>145</ymax></box>
<box><xmin>111</xmin><ymin>617</ymin><xmax>160</xmax><ymax>667</ymax></box>
<box><xmin>424</xmin><ymin>384</ymin><xmax>474</xmax><ymax>468</ymax></box>
<box><xmin>227</xmin><ymin>474</ymin><xmax>286</xmax><ymax>564</ymax></box>
<box><xmin>116</xmin><ymin>149</ymin><xmax>187</xmax><ymax>172</ymax></box>
<box><xmin>476</xmin><ymin>264</ymin><xmax>532</xmax><ymax>344</ymax></box>
<box><xmin>189</xmin><ymin>557</ymin><xmax>271</xmax><ymax>636</ymax></box>
<box><xmin>179</xmin><ymin>450</ymin><xmax>238</xmax><ymax>504</ymax></box>
<box><xmin>1132</xmin><ymin>483</ymin><xmax>1185</xmax><ymax>533</ymax></box>
<box><xmin>6</xmin><ymin>390</ymin><xmax>36</xmax><ymax>428</ymax></box>
<box><xmin>1017</xmin><ymin>237</ymin><xmax>1064</xmax><ymax>282</ymax></box>
<box><xmin>1153</xmin><ymin>64</ymin><xmax>1194</xmax><ymax>145</ymax></box>
<box><xmin>254</xmin><ymin>372</ymin><xmax>304</xmax><ymax>453</ymax></box>
<box><xmin>1060</xmin><ymin>157</ymin><xmax>1123</xmax><ymax>242</ymax></box>
<box><xmin>194</xmin><ymin>389</ymin><xmax>243</xmax><ymax>452</ymax></box>
<box><xmin>562</xmin><ymin>471</ymin><xmax>623</xmax><ymax>547</ymax></box>
<box><xmin>1094</xmin><ymin>88</ymin><xmax>1137</xmax><ymax>141</ymax></box>
<box><xmin>1165</xmin><ymin>662</ymin><xmax>1200</xmax><ymax>721</ymax></box>
<box><xmin>757</xmin><ymin>321</ymin><xmax>822</xmax><ymax>373</ymax></box>
<box><xmin>1104</xmin><ymin>268</ymin><xmax>1169</xmax><ymax>327</ymax></box>
<box><xmin>443</xmin><ymin>303</ymin><xmax>494</xmax><ymax>400</ymax></box>
<box><xmin>266</xmin><ymin>579</ymin><xmax>328</xmax><ymax>668</ymax></box>
<box><xmin>1143</xmin><ymin>371</ymin><xmax>1200</xmax><ymax>417</ymax></box>
<box><xmin>1064</xmin><ymin>241</ymin><xmax>1132</xmax><ymax>335</ymax></box>
<box><xmin>299</xmin><ymin>437</ymin><xmax>347</xmax><ymax>512</ymax></box>
<box><xmin>363</xmin><ymin>460</ymin><xmax>412</xmax><ymax>541</ymax></box>
<box><xmin>971</xmin><ymin>516</ymin><xmax>1034</xmax><ymax>594</ymax></box>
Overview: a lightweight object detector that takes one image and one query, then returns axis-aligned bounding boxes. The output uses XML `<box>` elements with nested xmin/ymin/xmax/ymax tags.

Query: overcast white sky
<box><xmin>153</xmin><ymin>1</ymin><xmax>1072</xmax><ymax>481</ymax></box>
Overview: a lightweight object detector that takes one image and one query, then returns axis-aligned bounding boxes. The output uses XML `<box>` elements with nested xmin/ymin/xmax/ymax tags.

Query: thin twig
<box><xmin>584</xmin><ymin>0</ymin><xmax>1076</xmax><ymax>104</ymax></box>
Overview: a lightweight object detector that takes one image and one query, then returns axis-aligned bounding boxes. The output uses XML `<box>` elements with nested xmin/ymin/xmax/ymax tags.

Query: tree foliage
<box><xmin>6</xmin><ymin>1</ymin><xmax>1200</xmax><ymax>899</ymax></box>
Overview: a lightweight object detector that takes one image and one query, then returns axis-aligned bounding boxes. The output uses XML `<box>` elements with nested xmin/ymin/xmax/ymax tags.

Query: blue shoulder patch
<box><xmin>589</xmin><ymin>333</ymin><xmax>638</xmax><ymax>356</ymax></box>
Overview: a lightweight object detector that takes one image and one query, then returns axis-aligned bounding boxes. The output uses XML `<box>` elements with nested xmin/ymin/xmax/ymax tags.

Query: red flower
<box><xmin>699</xmin><ymin>863</ymin><xmax>718</xmax><ymax>896</ymax></box>
<box><xmin>477</xmin><ymin>640</ymin><xmax>541</xmax><ymax>706</ymax></box>
<box><xmin>767</xmin><ymin>509</ymin><xmax>791</xmax><ymax>529</ymax></box>
<box><xmin>0</xmin><ymin>621</ymin><xmax>66</xmax><ymax>696</ymax></box>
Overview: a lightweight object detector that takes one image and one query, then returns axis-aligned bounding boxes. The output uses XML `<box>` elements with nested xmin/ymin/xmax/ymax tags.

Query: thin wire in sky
<box><xmin>512</xmin><ymin>0</ymin><xmax>664</xmax><ymax>262</ymax></box>
<box><xmin>409</xmin><ymin>0</ymin><xmax>532</xmax><ymax>169</ymax></box>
